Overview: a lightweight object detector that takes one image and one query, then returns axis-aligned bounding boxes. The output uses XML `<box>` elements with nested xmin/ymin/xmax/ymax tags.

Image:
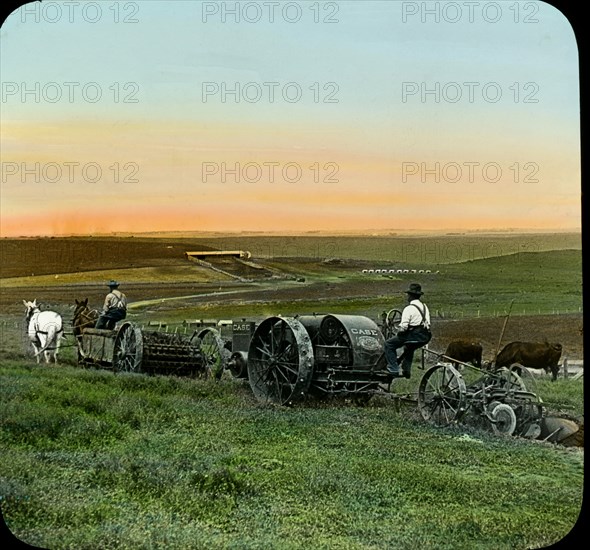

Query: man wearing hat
<box><xmin>384</xmin><ymin>283</ymin><xmax>432</xmax><ymax>378</ymax></box>
<box><xmin>96</xmin><ymin>280</ymin><xmax>128</xmax><ymax>330</ymax></box>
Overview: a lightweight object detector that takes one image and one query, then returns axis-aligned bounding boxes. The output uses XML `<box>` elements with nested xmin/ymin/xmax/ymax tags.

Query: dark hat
<box><xmin>405</xmin><ymin>283</ymin><xmax>423</xmax><ymax>296</ymax></box>
<box><xmin>107</xmin><ymin>280</ymin><xmax>120</xmax><ymax>288</ymax></box>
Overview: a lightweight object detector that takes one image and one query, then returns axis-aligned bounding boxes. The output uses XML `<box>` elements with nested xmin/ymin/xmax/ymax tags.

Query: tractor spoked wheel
<box><xmin>247</xmin><ymin>317</ymin><xmax>313</xmax><ymax>405</ymax></box>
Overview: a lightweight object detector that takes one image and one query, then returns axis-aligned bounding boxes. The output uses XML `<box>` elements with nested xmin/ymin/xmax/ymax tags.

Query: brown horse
<box><xmin>72</xmin><ymin>299</ymin><xmax>99</xmax><ymax>343</ymax></box>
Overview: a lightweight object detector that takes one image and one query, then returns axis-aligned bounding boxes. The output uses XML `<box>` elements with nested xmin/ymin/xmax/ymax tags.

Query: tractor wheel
<box><xmin>247</xmin><ymin>317</ymin><xmax>314</xmax><ymax>405</ymax></box>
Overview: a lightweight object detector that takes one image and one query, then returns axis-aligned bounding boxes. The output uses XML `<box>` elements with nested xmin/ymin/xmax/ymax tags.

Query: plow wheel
<box><xmin>113</xmin><ymin>323</ymin><xmax>143</xmax><ymax>373</ymax></box>
<box><xmin>508</xmin><ymin>363</ymin><xmax>538</xmax><ymax>395</ymax></box>
<box><xmin>492</xmin><ymin>367</ymin><xmax>528</xmax><ymax>392</ymax></box>
<box><xmin>489</xmin><ymin>403</ymin><xmax>517</xmax><ymax>436</ymax></box>
<box><xmin>193</xmin><ymin>328</ymin><xmax>227</xmax><ymax>379</ymax></box>
<box><xmin>247</xmin><ymin>317</ymin><xmax>314</xmax><ymax>405</ymax></box>
<box><xmin>418</xmin><ymin>364</ymin><xmax>467</xmax><ymax>426</ymax></box>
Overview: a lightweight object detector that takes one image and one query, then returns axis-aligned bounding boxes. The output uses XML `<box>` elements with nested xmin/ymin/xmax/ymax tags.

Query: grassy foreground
<box><xmin>0</xmin><ymin>362</ymin><xmax>583</xmax><ymax>550</ymax></box>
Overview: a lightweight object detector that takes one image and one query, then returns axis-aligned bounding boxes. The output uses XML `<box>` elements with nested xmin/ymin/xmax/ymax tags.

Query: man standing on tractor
<box><xmin>96</xmin><ymin>280</ymin><xmax>128</xmax><ymax>330</ymax></box>
<box><xmin>384</xmin><ymin>283</ymin><xmax>432</xmax><ymax>378</ymax></box>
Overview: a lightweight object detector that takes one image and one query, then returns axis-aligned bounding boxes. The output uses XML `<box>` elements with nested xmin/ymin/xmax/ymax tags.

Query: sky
<box><xmin>0</xmin><ymin>0</ymin><xmax>581</xmax><ymax>236</ymax></box>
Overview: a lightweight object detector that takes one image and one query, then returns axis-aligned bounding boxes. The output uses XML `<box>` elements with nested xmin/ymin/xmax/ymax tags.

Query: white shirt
<box><xmin>103</xmin><ymin>289</ymin><xmax>127</xmax><ymax>312</ymax></box>
<box><xmin>399</xmin><ymin>299</ymin><xmax>430</xmax><ymax>330</ymax></box>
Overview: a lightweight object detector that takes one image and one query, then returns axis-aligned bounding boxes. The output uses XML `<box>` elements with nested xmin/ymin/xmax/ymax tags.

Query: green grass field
<box><xmin>0</xmin><ymin>361</ymin><xmax>584</xmax><ymax>550</ymax></box>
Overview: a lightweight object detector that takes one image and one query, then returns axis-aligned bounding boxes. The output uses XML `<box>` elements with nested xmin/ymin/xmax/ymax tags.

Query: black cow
<box><xmin>444</xmin><ymin>340</ymin><xmax>483</xmax><ymax>369</ymax></box>
<box><xmin>495</xmin><ymin>341</ymin><xmax>562</xmax><ymax>381</ymax></box>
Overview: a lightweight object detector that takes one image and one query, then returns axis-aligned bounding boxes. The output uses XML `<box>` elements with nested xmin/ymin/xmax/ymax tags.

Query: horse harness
<box><xmin>26</xmin><ymin>309</ymin><xmax>64</xmax><ymax>350</ymax></box>
<box><xmin>73</xmin><ymin>309</ymin><xmax>99</xmax><ymax>329</ymax></box>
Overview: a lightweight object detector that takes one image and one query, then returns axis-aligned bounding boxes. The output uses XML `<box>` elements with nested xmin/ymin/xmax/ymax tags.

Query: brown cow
<box><xmin>444</xmin><ymin>340</ymin><xmax>482</xmax><ymax>368</ymax></box>
<box><xmin>495</xmin><ymin>341</ymin><xmax>562</xmax><ymax>381</ymax></box>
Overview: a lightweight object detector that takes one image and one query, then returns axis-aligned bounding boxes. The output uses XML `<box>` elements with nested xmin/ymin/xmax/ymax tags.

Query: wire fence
<box><xmin>431</xmin><ymin>306</ymin><xmax>583</xmax><ymax>320</ymax></box>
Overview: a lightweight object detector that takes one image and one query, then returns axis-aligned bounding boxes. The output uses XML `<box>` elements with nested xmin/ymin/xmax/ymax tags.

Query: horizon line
<box><xmin>1</xmin><ymin>227</ymin><xmax>582</xmax><ymax>239</ymax></box>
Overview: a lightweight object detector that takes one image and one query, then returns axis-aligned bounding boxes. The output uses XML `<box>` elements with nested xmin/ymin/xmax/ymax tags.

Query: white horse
<box><xmin>23</xmin><ymin>299</ymin><xmax>64</xmax><ymax>364</ymax></box>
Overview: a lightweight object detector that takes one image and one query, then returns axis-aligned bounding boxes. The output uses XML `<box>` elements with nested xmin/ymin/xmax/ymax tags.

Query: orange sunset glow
<box><xmin>0</xmin><ymin>2</ymin><xmax>580</xmax><ymax>237</ymax></box>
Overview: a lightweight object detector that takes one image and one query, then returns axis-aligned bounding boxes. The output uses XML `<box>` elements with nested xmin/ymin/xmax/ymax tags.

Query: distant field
<box><xmin>0</xmin><ymin>233</ymin><xmax>581</xmax><ymax>278</ymax></box>
<box><xmin>1</xmin><ymin>243</ymin><xmax>583</xmax><ymax>344</ymax></box>
<box><xmin>0</xmin><ymin>237</ymin><xmax>214</xmax><ymax>279</ymax></box>
<box><xmin>0</xmin><ymin>265</ymin><xmax>230</xmax><ymax>288</ymax></box>
<box><xmin>193</xmin><ymin>232</ymin><xmax>582</xmax><ymax>264</ymax></box>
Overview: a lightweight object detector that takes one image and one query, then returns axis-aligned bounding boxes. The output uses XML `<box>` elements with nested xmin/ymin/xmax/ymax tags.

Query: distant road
<box><xmin>128</xmin><ymin>289</ymin><xmax>258</xmax><ymax>309</ymax></box>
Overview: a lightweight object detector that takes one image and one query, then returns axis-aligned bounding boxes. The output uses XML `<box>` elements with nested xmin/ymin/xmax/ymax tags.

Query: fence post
<box><xmin>562</xmin><ymin>356</ymin><xmax>568</xmax><ymax>379</ymax></box>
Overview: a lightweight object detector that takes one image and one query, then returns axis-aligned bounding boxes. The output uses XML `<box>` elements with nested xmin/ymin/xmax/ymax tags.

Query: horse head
<box><xmin>73</xmin><ymin>298</ymin><xmax>97</xmax><ymax>336</ymax></box>
<box><xmin>23</xmin><ymin>299</ymin><xmax>39</xmax><ymax>319</ymax></box>
<box><xmin>73</xmin><ymin>298</ymin><xmax>89</xmax><ymax>319</ymax></box>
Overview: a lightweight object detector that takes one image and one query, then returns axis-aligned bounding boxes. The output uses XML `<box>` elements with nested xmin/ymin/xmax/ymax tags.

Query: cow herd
<box><xmin>444</xmin><ymin>339</ymin><xmax>563</xmax><ymax>381</ymax></box>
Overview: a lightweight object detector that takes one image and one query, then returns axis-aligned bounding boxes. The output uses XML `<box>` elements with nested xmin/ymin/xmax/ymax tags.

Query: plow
<box><xmin>417</xmin><ymin>355</ymin><xmax>544</xmax><ymax>437</ymax></box>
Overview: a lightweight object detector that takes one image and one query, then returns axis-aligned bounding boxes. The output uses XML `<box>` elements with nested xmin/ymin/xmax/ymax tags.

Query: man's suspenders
<box><xmin>410</xmin><ymin>303</ymin><xmax>429</xmax><ymax>328</ymax></box>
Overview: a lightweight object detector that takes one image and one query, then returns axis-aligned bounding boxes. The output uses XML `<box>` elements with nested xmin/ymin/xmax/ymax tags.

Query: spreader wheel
<box><xmin>113</xmin><ymin>323</ymin><xmax>143</xmax><ymax>373</ymax></box>
<box><xmin>247</xmin><ymin>317</ymin><xmax>314</xmax><ymax>405</ymax></box>
<box><xmin>192</xmin><ymin>328</ymin><xmax>227</xmax><ymax>379</ymax></box>
<box><xmin>418</xmin><ymin>364</ymin><xmax>467</xmax><ymax>426</ymax></box>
